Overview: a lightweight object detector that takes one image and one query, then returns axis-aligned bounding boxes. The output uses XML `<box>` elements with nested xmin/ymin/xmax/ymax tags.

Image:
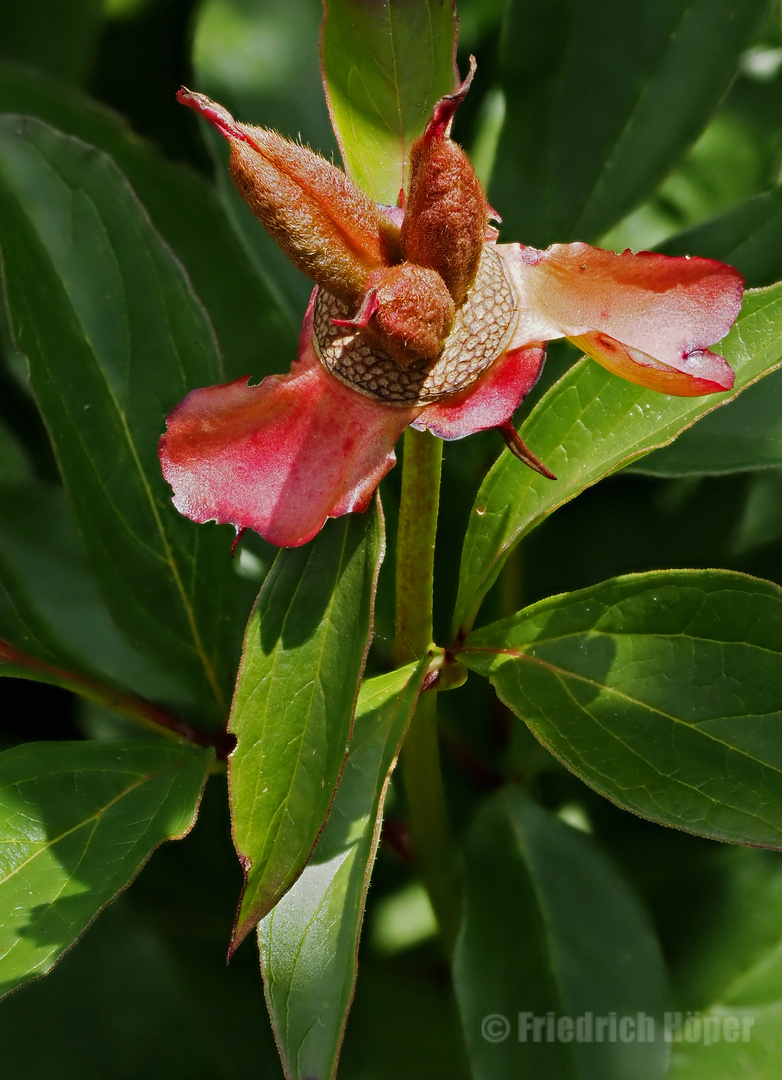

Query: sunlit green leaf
<box><xmin>459</xmin><ymin>570</ymin><xmax>782</xmax><ymax>847</ymax></box>
<box><xmin>260</xmin><ymin>660</ymin><xmax>427</xmax><ymax>1080</ymax></box>
<box><xmin>632</xmin><ymin>371</ymin><xmax>782</xmax><ymax>478</ymax></box>
<box><xmin>322</xmin><ymin>0</ymin><xmax>457</xmax><ymax>203</ymax></box>
<box><xmin>453</xmin><ymin>282</ymin><xmax>782</xmax><ymax>635</ymax></box>
<box><xmin>229</xmin><ymin>507</ymin><xmax>384</xmax><ymax>949</ymax></box>
<box><xmin>0</xmin><ymin>739</ymin><xmax>213</xmax><ymax>999</ymax></box>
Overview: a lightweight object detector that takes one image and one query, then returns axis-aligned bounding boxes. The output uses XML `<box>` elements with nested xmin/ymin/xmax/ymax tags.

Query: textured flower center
<box><xmin>312</xmin><ymin>245</ymin><xmax>517</xmax><ymax>406</ymax></box>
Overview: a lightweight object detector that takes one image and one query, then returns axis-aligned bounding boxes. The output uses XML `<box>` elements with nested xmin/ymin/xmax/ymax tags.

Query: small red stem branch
<box><xmin>0</xmin><ymin>639</ymin><xmax>233</xmax><ymax>758</ymax></box>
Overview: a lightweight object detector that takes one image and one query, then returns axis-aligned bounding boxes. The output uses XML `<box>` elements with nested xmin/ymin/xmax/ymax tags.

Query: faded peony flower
<box><xmin>160</xmin><ymin>63</ymin><xmax>744</xmax><ymax>548</ymax></box>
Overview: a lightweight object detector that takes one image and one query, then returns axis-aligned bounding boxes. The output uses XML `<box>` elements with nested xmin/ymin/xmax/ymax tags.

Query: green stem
<box><xmin>394</xmin><ymin>427</ymin><xmax>461</xmax><ymax>952</ymax></box>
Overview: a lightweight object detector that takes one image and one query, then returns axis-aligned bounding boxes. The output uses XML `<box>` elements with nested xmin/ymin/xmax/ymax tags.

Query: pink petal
<box><xmin>160</xmin><ymin>314</ymin><xmax>418</xmax><ymax>547</ymax></box>
<box><xmin>499</xmin><ymin>242</ymin><xmax>743</xmax><ymax>394</ymax></box>
<box><xmin>414</xmin><ymin>344</ymin><xmax>545</xmax><ymax>439</ymax></box>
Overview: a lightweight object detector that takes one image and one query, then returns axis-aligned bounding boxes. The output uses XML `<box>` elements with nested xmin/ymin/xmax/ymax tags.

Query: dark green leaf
<box><xmin>459</xmin><ymin>570</ymin><xmax>782</xmax><ymax>847</ymax></box>
<box><xmin>0</xmin><ymin>0</ymin><xmax>103</xmax><ymax>85</ymax></box>
<box><xmin>0</xmin><ymin>739</ymin><xmax>213</xmax><ymax>999</ymax></box>
<box><xmin>667</xmin><ymin>849</ymin><xmax>782</xmax><ymax>1079</ymax></box>
<box><xmin>731</xmin><ymin>470</ymin><xmax>782</xmax><ymax>555</ymax></box>
<box><xmin>322</xmin><ymin>0</ymin><xmax>457</xmax><ymax>203</ymax></box>
<box><xmin>454</xmin><ymin>787</ymin><xmax>669</xmax><ymax>1080</ymax></box>
<box><xmin>259</xmin><ymin>659</ymin><xmax>427</xmax><ymax>1080</ymax></box>
<box><xmin>491</xmin><ymin>0</ymin><xmax>766</xmax><ymax>246</ymax></box>
<box><xmin>0</xmin><ymin>481</ymin><xmax>191</xmax><ymax>704</ymax></box>
<box><xmin>632</xmin><ymin>372</ymin><xmax>782</xmax><ymax>478</ymax></box>
<box><xmin>229</xmin><ymin>506</ymin><xmax>385</xmax><ymax>949</ymax></box>
<box><xmin>0</xmin><ymin>116</ymin><xmax>241</xmax><ymax>724</ymax></box>
<box><xmin>0</xmin><ymin>416</ymin><xmax>30</xmax><ymax>484</ymax></box>
<box><xmin>453</xmin><ymin>282</ymin><xmax>782</xmax><ymax>636</ymax></box>
<box><xmin>0</xmin><ymin>62</ymin><xmax>297</xmax><ymax>380</ymax></box>
<box><xmin>659</xmin><ymin>186</ymin><xmax>782</xmax><ymax>291</ymax></box>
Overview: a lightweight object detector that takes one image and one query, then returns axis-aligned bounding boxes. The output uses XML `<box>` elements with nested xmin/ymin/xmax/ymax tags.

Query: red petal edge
<box><xmin>160</xmin><ymin>305</ymin><xmax>419</xmax><ymax>547</ymax></box>
<box><xmin>414</xmin><ymin>344</ymin><xmax>545</xmax><ymax>440</ymax></box>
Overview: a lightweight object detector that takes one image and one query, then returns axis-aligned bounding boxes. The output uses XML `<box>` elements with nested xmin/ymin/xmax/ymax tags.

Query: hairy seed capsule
<box><xmin>364</xmin><ymin>263</ymin><xmax>455</xmax><ymax>364</ymax></box>
<box><xmin>400</xmin><ymin>60</ymin><xmax>488</xmax><ymax>307</ymax></box>
<box><xmin>178</xmin><ymin>89</ymin><xmax>400</xmax><ymax>305</ymax></box>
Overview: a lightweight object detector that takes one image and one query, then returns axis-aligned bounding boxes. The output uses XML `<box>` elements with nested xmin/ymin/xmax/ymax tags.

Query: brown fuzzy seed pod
<box><xmin>400</xmin><ymin>67</ymin><xmax>488</xmax><ymax>307</ymax></box>
<box><xmin>230</xmin><ymin>131</ymin><xmax>400</xmax><ymax>305</ymax></box>
<box><xmin>364</xmin><ymin>263</ymin><xmax>455</xmax><ymax>364</ymax></box>
<box><xmin>178</xmin><ymin>90</ymin><xmax>400</xmax><ymax>305</ymax></box>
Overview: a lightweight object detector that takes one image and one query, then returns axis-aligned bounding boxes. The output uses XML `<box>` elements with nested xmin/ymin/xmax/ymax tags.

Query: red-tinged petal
<box><xmin>499</xmin><ymin>242</ymin><xmax>743</xmax><ymax>394</ymax></box>
<box><xmin>160</xmin><ymin>326</ymin><xmax>418</xmax><ymax>547</ymax></box>
<box><xmin>413</xmin><ymin>344</ymin><xmax>545</xmax><ymax>440</ymax></box>
<box><xmin>568</xmin><ymin>332</ymin><xmax>734</xmax><ymax>396</ymax></box>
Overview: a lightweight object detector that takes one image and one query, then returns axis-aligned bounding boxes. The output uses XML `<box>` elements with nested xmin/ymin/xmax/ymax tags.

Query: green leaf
<box><xmin>229</xmin><ymin>507</ymin><xmax>385</xmax><ymax>949</ymax></box>
<box><xmin>0</xmin><ymin>480</ymin><xmax>192</xmax><ymax>704</ymax></box>
<box><xmin>491</xmin><ymin>0</ymin><xmax>766</xmax><ymax>246</ymax></box>
<box><xmin>321</xmin><ymin>0</ymin><xmax>457</xmax><ymax>204</ymax></box>
<box><xmin>0</xmin><ymin>739</ymin><xmax>213</xmax><ymax>999</ymax></box>
<box><xmin>0</xmin><ymin>116</ymin><xmax>241</xmax><ymax>724</ymax></box>
<box><xmin>0</xmin><ymin>416</ymin><xmax>30</xmax><ymax>484</ymax></box>
<box><xmin>667</xmin><ymin>849</ymin><xmax>782</xmax><ymax>1080</ymax></box>
<box><xmin>0</xmin><ymin>0</ymin><xmax>103</xmax><ymax>86</ymax></box>
<box><xmin>631</xmin><ymin>372</ymin><xmax>782</xmax><ymax>478</ymax></box>
<box><xmin>0</xmin><ymin>895</ymin><xmax>279</xmax><ymax>1080</ymax></box>
<box><xmin>259</xmin><ymin>659</ymin><xmax>428</xmax><ymax>1080</ymax></box>
<box><xmin>731</xmin><ymin>470</ymin><xmax>782</xmax><ymax>556</ymax></box>
<box><xmin>459</xmin><ymin>570</ymin><xmax>782</xmax><ymax>847</ymax></box>
<box><xmin>453</xmin><ymin>282</ymin><xmax>782</xmax><ymax>635</ymax></box>
<box><xmin>0</xmin><ymin>62</ymin><xmax>297</xmax><ymax>381</ymax></box>
<box><xmin>454</xmin><ymin>787</ymin><xmax>669</xmax><ymax>1080</ymax></box>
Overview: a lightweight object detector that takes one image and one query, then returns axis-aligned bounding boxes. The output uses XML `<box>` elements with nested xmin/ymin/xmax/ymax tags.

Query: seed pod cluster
<box><xmin>178</xmin><ymin>89</ymin><xmax>399</xmax><ymax>306</ymax></box>
<box><xmin>178</xmin><ymin>68</ymin><xmax>487</xmax><ymax>365</ymax></box>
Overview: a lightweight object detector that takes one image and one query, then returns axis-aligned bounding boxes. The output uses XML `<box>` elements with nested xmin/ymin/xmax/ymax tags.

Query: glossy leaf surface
<box><xmin>454</xmin><ymin>787</ymin><xmax>668</xmax><ymax>1080</ymax></box>
<box><xmin>229</xmin><ymin>507</ymin><xmax>384</xmax><ymax>949</ymax></box>
<box><xmin>491</xmin><ymin>0</ymin><xmax>766</xmax><ymax>246</ymax></box>
<box><xmin>0</xmin><ymin>740</ymin><xmax>212</xmax><ymax>999</ymax></box>
<box><xmin>321</xmin><ymin>0</ymin><xmax>457</xmax><ymax>204</ymax></box>
<box><xmin>260</xmin><ymin>660</ymin><xmax>427</xmax><ymax>1080</ymax></box>
<box><xmin>454</xmin><ymin>282</ymin><xmax>782</xmax><ymax>635</ymax></box>
<box><xmin>0</xmin><ymin>117</ymin><xmax>239</xmax><ymax>723</ymax></box>
<box><xmin>460</xmin><ymin>571</ymin><xmax>782</xmax><ymax>846</ymax></box>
